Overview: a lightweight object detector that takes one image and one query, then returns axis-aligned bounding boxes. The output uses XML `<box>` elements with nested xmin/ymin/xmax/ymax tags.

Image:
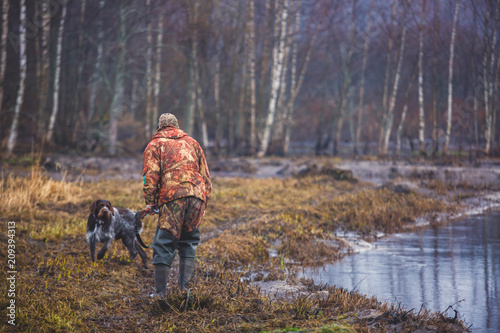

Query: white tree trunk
<box><xmin>381</xmin><ymin>7</ymin><xmax>408</xmax><ymax>156</ymax></box>
<box><xmin>247</xmin><ymin>0</ymin><xmax>257</xmax><ymax>154</ymax></box>
<box><xmin>88</xmin><ymin>0</ymin><xmax>105</xmax><ymax>124</ymax></box>
<box><xmin>108</xmin><ymin>2</ymin><xmax>127</xmax><ymax>156</ymax></box>
<box><xmin>189</xmin><ymin>0</ymin><xmax>208</xmax><ymax>149</ymax></box>
<box><xmin>354</xmin><ymin>0</ymin><xmax>375</xmax><ymax>155</ymax></box>
<box><xmin>333</xmin><ymin>0</ymin><xmax>358</xmax><ymax>155</ymax></box>
<box><xmin>443</xmin><ymin>0</ymin><xmax>460</xmax><ymax>155</ymax></box>
<box><xmin>46</xmin><ymin>1</ymin><xmax>67</xmax><ymax>142</ymax></box>
<box><xmin>485</xmin><ymin>0</ymin><xmax>499</xmax><ymax>154</ymax></box>
<box><xmin>72</xmin><ymin>0</ymin><xmax>87</xmax><ymax>139</ymax></box>
<box><xmin>236</xmin><ymin>41</ymin><xmax>247</xmax><ymax>145</ymax></box>
<box><xmin>214</xmin><ymin>60</ymin><xmax>221</xmax><ymax>153</ymax></box>
<box><xmin>108</xmin><ymin>81</ymin><xmax>125</xmax><ymax>156</ymax></box>
<box><xmin>152</xmin><ymin>16</ymin><xmax>163</xmax><ymax>129</ymax></box>
<box><xmin>145</xmin><ymin>0</ymin><xmax>154</xmax><ymax>136</ymax></box>
<box><xmin>6</xmin><ymin>0</ymin><xmax>26</xmax><ymax>155</ymax></box>
<box><xmin>432</xmin><ymin>0</ymin><xmax>440</xmax><ymax>154</ymax></box>
<box><xmin>186</xmin><ymin>56</ymin><xmax>195</xmax><ymax>135</ymax></box>
<box><xmin>36</xmin><ymin>0</ymin><xmax>51</xmax><ymax>137</ymax></box>
<box><xmin>379</xmin><ymin>0</ymin><xmax>398</xmax><ymax>153</ymax></box>
<box><xmin>257</xmin><ymin>0</ymin><xmax>290</xmax><ymax>157</ymax></box>
<box><xmin>273</xmin><ymin>0</ymin><xmax>294</xmax><ymax>149</ymax></box>
<box><xmin>396</xmin><ymin>105</ymin><xmax>408</xmax><ymax>155</ymax></box>
<box><xmin>493</xmin><ymin>55</ymin><xmax>500</xmax><ymax>150</ymax></box>
<box><xmin>194</xmin><ymin>60</ymin><xmax>208</xmax><ymax>149</ymax></box>
<box><xmin>283</xmin><ymin>0</ymin><xmax>302</xmax><ymax>155</ymax></box>
<box><xmin>185</xmin><ymin>0</ymin><xmax>197</xmax><ymax>136</ymax></box>
<box><xmin>0</xmin><ymin>0</ymin><xmax>10</xmax><ymax>117</ymax></box>
<box><xmin>396</xmin><ymin>69</ymin><xmax>417</xmax><ymax>155</ymax></box>
<box><xmin>382</xmin><ymin>0</ymin><xmax>398</xmax><ymax>112</ymax></box>
<box><xmin>418</xmin><ymin>0</ymin><xmax>426</xmax><ymax>154</ymax></box>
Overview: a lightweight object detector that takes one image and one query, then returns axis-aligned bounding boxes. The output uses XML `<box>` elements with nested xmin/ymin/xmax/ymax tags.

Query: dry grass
<box><xmin>0</xmin><ymin>166</ymin><xmax>468</xmax><ymax>332</ymax></box>
<box><xmin>0</xmin><ymin>164</ymin><xmax>86</xmax><ymax>220</ymax></box>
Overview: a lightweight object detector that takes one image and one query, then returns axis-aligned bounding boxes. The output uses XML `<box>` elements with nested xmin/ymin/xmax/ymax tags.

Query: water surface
<box><xmin>303</xmin><ymin>211</ymin><xmax>500</xmax><ymax>332</ymax></box>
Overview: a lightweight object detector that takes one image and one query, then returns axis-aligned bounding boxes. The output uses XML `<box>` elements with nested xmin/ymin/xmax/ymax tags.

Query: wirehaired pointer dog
<box><xmin>86</xmin><ymin>199</ymin><xmax>148</xmax><ymax>268</ymax></box>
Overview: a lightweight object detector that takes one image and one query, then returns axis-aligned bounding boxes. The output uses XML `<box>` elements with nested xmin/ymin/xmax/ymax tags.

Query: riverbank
<box><xmin>2</xmin><ymin>155</ymin><xmax>495</xmax><ymax>332</ymax></box>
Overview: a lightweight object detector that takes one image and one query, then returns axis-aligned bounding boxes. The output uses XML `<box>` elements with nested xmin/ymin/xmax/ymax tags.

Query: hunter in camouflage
<box><xmin>143</xmin><ymin>113</ymin><xmax>212</xmax><ymax>296</ymax></box>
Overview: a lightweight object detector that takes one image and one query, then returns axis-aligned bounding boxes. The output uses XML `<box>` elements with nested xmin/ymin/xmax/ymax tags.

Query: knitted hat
<box><xmin>158</xmin><ymin>113</ymin><xmax>179</xmax><ymax>129</ymax></box>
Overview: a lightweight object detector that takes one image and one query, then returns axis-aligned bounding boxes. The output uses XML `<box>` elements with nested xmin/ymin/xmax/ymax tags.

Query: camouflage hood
<box><xmin>153</xmin><ymin>126</ymin><xmax>188</xmax><ymax>140</ymax></box>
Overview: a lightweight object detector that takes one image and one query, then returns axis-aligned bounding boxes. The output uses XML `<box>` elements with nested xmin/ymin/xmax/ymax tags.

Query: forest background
<box><xmin>0</xmin><ymin>0</ymin><xmax>499</xmax><ymax>159</ymax></box>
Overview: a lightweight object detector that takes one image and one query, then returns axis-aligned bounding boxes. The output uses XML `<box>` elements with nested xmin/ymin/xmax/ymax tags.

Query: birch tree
<box><xmin>257</xmin><ymin>0</ymin><xmax>290</xmax><ymax>158</ymax></box>
<box><xmin>259</xmin><ymin>0</ymin><xmax>272</xmax><ymax>116</ymax></box>
<box><xmin>247</xmin><ymin>0</ymin><xmax>257</xmax><ymax>154</ymax></box>
<box><xmin>332</xmin><ymin>0</ymin><xmax>358</xmax><ymax>155</ymax></box>
<box><xmin>191</xmin><ymin>1</ymin><xmax>208</xmax><ymax>150</ymax></box>
<box><xmin>382</xmin><ymin>0</ymin><xmax>398</xmax><ymax>114</ymax></box>
<box><xmin>380</xmin><ymin>2</ymin><xmax>408</xmax><ymax>156</ymax></box>
<box><xmin>145</xmin><ymin>0</ymin><xmax>154</xmax><ymax>137</ymax></box>
<box><xmin>236</xmin><ymin>19</ymin><xmax>247</xmax><ymax>149</ymax></box>
<box><xmin>354</xmin><ymin>0</ymin><xmax>375</xmax><ymax>155</ymax></box>
<box><xmin>213</xmin><ymin>59</ymin><xmax>221</xmax><ymax>154</ymax></box>
<box><xmin>484</xmin><ymin>0</ymin><xmax>499</xmax><ymax>154</ymax></box>
<box><xmin>185</xmin><ymin>0</ymin><xmax>197</xmax><ymax>136</ymax></box>
<box><xmin>282</xmin><ymin>0</ymin><xmax>303</xmax><ymax>155</ymax></box>
<box><xmin>489</xmin><ymin>1</ymin><xmax>499</xmax><ymax>151</ymax></box>
<box><xmin>88</xmin><ymin>0</ymin><xmax>105</xmax><ymax>124</ymax></box>
<box><xmin>272</xmin><ymin>0</ymin><xmax>294</xmax><ymax>153</ymax></box>
<box><xmin>378</xmin><ymin>0</ymin><xmax>398</xmax><ymax>152</ymax></box>
<box><xmin>152</xmin><ymin>14</ymin><xmax>164</xmax><ymax>132</ymax></box>
<box><xmin>282</xmin><ymin>0</ymin><xmax>319</xmax><ymax>155</ymax></box>
<box><xmin>35</xmin><ymin>0</ymin><xmax>50</xmax><ymax>137</ymax></box>
<box><xmin>108</xmin><ymin>1</ymin><xmax>127</xmax><ymax>156</ymax></box>
<box><xmin>213</xmin><ymin>0</ymin><xmax>222</xmax><ymax>155</ymax></box>
<box><xmin>46</xmin><ymin>0</ymin><xmax>67</xmax><ymax>142</ymax></box>
<box><xmin>72</xmin><ymin>0</ymin><xmax>87</xmax><ymax>134</ymax></box>
<box><xmin>0</xmin><ymin>0</ymin><xmax>10</xmax><ymax>119</ymax></box>
<box><xmin>431</xmin><ymin>0</ymin><xmax>440</xmax><ymax>155</ymax></box>
<box><xmin>443</xmin><ymin>0</ymin><xmax>460</xmax><ymax>155</ymax></box>
<box><xmin>494</xmin><ymin>50</ymin><xmax>500</xmax><ymax>153</ymax></box>
<box><xmin>396</xmin><ymin>67</ymin><xmax>417</xmax><ymax>155</ymax></box>
<box><xmin>418</xmin><ymin>0</ymin><xmax>426</xmax><ymax>154</ymax></box>
<box><xmin>6</xmin><ymin>0</ymin><xmax>26</xmax><ymax>155</ymax></box>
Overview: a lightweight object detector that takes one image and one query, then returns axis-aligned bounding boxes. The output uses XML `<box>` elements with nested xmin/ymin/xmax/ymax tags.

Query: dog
<box><xmin>86</xmin><ymin>199</ymin><xmax>148</xmax><ymax>268</ymax></box>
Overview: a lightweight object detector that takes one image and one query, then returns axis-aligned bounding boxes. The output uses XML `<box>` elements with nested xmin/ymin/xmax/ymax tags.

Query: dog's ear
<box><xmin>89</xmin><ymin>200</ymin><xmax>98</xmax><ymax>216</ymax></box>
<box><xmin>108</xmin><ymin>201</ymin><xmax>115</xmax><ymax>216</ymax></box>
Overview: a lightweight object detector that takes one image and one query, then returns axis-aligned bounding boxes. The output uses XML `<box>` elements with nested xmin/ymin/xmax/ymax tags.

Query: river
<box><xmin>303</xmin><ymin>211</ymin><xmax>500</xmax><ymax>332</ymax></box>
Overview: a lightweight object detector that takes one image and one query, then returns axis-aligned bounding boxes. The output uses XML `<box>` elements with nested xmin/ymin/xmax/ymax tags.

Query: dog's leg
<box><xmin>88</xmin><ymin>234</ymin><xmax>96</xmax><ymax>261</ymax></box>
<box><xmin>97</xmin><ymin>238</ymin><xmax>113</xmax><ymax>260</ymax></box>
<box><xmin>122</xmin><ymin>235</ymin><xmax>138</xmax><ymax>261</ymax></box>
<box><xmin>134</xmin><ymin>239</ymin><xmax>149</xmax><ymax>268</ymax></box>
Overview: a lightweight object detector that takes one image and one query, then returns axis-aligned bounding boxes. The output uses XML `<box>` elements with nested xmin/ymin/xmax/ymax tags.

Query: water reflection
<box><xmin>302</xmin><ymin>211</ymin><xmax>500</xmax><ymax>332</ymax></box>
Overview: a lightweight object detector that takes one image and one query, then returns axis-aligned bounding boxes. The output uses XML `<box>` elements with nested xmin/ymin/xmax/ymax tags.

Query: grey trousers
<box><xmin>152</xmin><ymin>227</ymin><xmax>200</xmax><ymax>267</ymax></box>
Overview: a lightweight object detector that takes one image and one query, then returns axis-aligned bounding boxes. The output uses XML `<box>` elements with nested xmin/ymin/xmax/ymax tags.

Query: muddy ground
<box><xmin>22</xmin><ymin>154</ymin><xmax>500</xmax><ymax>262</ymax></box>
<box><xmin>3</xmin><ymin>154</ymin><xmax>499</xmax><ymax>332</ymax></box>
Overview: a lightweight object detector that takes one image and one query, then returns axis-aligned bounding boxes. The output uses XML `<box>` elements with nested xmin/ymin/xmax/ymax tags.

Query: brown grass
<box><xmin>0</xmin><ymin>165</ymin><xmax>86</xmax><ymax>219</ymax></box>
<box><xmin>0</xmin><ymin>166</ymin><xmax>468</xmax><ymax>332</ymax></box>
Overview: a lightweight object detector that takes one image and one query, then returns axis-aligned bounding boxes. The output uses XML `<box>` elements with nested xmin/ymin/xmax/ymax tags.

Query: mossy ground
<box><xmin>0</xmin><ymin>164</ymin><xmax>469</xmax><ymax>332</ymax></box>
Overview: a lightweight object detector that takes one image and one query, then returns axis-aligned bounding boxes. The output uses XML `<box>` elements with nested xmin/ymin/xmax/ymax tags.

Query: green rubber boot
<box><xmin>154</xmin><ymin>264</ymin><xmax>170</xmax><ymax>297</ymax></box>
<box><xmin>178</xmin><ymin>257</ymin><xmax>195</xmax><ymax>291</ymax></box>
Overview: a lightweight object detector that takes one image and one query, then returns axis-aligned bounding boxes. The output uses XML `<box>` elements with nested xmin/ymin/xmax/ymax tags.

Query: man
<box><xmin>143</xmin><ymin>113</ymin><xmax>212</xmax><ymax>296</ymax></box>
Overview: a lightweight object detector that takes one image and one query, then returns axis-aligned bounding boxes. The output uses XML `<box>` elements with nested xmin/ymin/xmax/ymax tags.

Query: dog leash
<box><xmin>135</xmin><ymin>206</ymin><xmax>159</xmax><ymax>249</ymax></box>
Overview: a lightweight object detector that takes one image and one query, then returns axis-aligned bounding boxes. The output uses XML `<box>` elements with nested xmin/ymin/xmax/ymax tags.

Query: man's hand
<box><xmin>140</xmin><ymin>205</ymin><xmax>159</xmax><ymax>220</ymax></box>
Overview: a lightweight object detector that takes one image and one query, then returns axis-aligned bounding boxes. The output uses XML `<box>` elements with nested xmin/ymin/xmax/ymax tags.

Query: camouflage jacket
<box><xmin>143</xmin><ymin>126</ymin><xmax>212</xmax><ymax>207</ymax></box>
